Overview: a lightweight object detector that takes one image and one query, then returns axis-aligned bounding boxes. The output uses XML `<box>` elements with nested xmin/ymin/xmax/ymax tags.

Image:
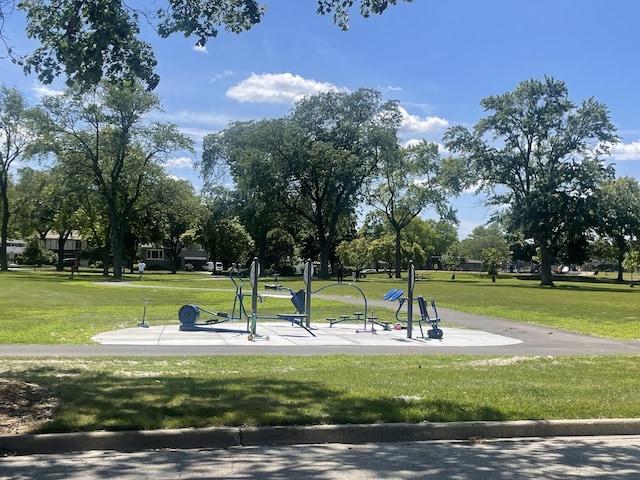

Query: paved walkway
<box><xmin>3</xmin><ymin>435</ymin><xmax>640</xmax><ymax>479</ymax></box>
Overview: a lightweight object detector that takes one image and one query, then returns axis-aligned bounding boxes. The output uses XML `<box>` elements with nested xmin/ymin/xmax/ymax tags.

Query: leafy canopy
<box><xmin>444</xmin><ymin>76</ymin><xmax>618</xmax><ymax>284</ymax></box>
<box><xmin>8</xmin><ymin>0</ymin><xmax>413</xmax><ymax>90</ymax></box>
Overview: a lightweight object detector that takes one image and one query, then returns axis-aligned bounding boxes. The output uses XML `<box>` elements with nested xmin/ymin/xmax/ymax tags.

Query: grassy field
<box><xmin>2</xmin><ymin>267</ymin><xmax>640</xmax><ymax>433</ymax></box>
<box><xmin>1</xmin><ymin>267</ymin><xmax>639</xmax><ymax>343</ymax></box>
<box><xmin>2</xmin><ymin>355</ymin><xmax>640</xmax><ymax>433</ymax></box>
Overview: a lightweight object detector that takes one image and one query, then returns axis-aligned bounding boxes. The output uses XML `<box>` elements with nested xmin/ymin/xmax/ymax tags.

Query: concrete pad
<box><xmin>92</xmin><ymin>321</ymin><xmax>522</xmax><ymax>348</ymax></box>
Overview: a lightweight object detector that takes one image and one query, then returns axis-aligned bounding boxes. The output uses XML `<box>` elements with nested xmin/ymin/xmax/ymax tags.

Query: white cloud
<box><xmin>193</xmin><ymin>44</ymin><xmax>208</xmax><ymax>54</ymax></box>
<box><xmin>165</xmin><ymin>157</ymin><xmax>194</xmax><ymax>169</ymax></box>
<box><xmin>402</xmin><ymin>139</ymin><xmax>448</xmax><ymax>154</ymax></box>
<box><xmin>398</xmin><ymin>106</ymin><xmax>449</xmax><ymax>137</ymax></box>
<box><xmin>211</xmin><ymin>70</ymin><xmax>233</xmax><ymax>82</ymax></box>
<box><xmin>32</xmin><ymin>83</ymin><xmax>62</xmax><ymax>98</ymax></box>
<box><xmin>226</xmin><ymin>72</ymin><xmax>342</xmax><ymax>104</ymax></box>
<box><xmin>608</xmin><ymin>140</ymin><xmax>640</xmax><ymax>161</ymax></box>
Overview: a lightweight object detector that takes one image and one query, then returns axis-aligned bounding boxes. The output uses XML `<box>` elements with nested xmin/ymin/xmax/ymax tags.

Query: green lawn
<box><xmin>2</xmin><ymin>267</ymin><xmax>640</xmax><ymax>343</ymax></box>
<box><xmin>2</xmin><ymin>267</ymin><xmax>640</xmax><ymax>433</ymax></box>
<box><xmin>2</xmin><ymin>355</ymin><xmax>639</xmax><ymax>433</ymax></box>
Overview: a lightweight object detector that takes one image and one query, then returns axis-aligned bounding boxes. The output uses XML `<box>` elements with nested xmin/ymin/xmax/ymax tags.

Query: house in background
<box><xmin>44</xmin><ymin>231</ymin><xmax>88</xmax><ymax>264</ymax></box>
<box><xmin>7</xmin><ymin>239</ymin><xmax>27</xmax><ymax>262</ymax></box>
<box><xmin>140</xmin><ymin>244</ymin><xmax>208</xmax><ymax>270</ymax></box>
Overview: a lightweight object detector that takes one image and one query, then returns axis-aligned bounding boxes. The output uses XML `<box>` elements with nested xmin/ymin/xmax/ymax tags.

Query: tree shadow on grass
<box><xmin>466</xmin><ymin>281</ymin><xmax>639</xmax><ymax>294</ymax></box>
<box><xmin>4</xmin><ymin>367</ymin><xmax>507</xmax><ymax>434</ymax></box>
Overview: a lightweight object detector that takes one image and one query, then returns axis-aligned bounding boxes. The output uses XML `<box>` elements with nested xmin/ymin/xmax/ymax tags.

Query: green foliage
<box><xmin>336</xmin><ymin>236</ymin><xmax>371</xmax><ymax>270</ymax></box>
<box><xmin>461</xmin><ymin>223</ymin><xmax>509</xmax><ymax>266</ymax></box>
<box><xmin>22</xmin><ymin>236</ymin><xmax>53</xmax><ymax>265</ymax></box>
<box><xmin>13</xmin><ymin>1</ymin><xmax>411</xmax><ymax>90</ymax></box>
<box><xmin>596</xmin><ymin>177</ymin><xmax>640</xmax><ymax>280</ymax></box>
<box><xmin>367</xmin><ymin>140</ymin><xmax>462</xmax><ymax>277</ymax></box>
<box><xmin>39</xmin><ymin>81</ymin><xmax>194</xmax><ymax>279</ymax></box>
<box><xmin>622</xmin><ymin>250</ymin><xmax>640</xmax><ymax>273</ymax></box>
<box><xmin>482</xmin><ymin>247</ymin><xmax>504</xmax><ymax>275</ymax></box>
<box><xmin>317</xmin><ymin>0</ymin><xmax>414</xmax><ymax>30</ymax></box>
<box><xmin>203</xmin><ymin>88</ymin><xmax>402</xmax><ymax>279</ymax></box>
<box><xmin>201</xmin><ymin>215</ymin><xmax>255</xmax><ymax>266</ymax></box>
<box><xmin>0</xmin><ymin>86</ymin><xmax>45</xmax><ymax>270</ymax></box>
<box><xmin>441</xmin><ymin>241</ymin><xmax>463</xmax><ymax>272</ymax></box>
<box><xmin>444</xmin><ymin>76</ymin><xmax>618</xmax><ymax>285</ymax></box>
<box><xmin>20</xmin><ymin>0</ymin><xmax>159</xmax><ymax>89</ymax></box>
<box><xmin>266</xmin><ymin>227</ymin><xmax>295</xmax><ymax>270</ymax></box>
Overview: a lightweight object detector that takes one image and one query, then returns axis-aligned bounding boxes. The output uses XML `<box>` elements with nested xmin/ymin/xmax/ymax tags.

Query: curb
<box><xmin>2</xmin><ymin>419</ymin><xmax>640</xmax><ymax>456</ymax></box>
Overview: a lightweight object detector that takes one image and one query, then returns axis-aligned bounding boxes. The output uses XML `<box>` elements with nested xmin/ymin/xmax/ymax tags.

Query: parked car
<box><xmin>203</xmin><ymin>261</ymin><xmax>224</xmax><ymax>273</ymax></box>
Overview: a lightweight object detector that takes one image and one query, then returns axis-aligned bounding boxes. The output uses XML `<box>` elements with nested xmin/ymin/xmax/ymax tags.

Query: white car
<box><xmin>203</xmin><ymin>261</ymin><xmax>224</xmax><ymax>272</ymax></box>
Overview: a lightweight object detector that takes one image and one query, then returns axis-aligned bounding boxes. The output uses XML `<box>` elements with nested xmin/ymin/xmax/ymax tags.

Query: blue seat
<box><xmin>383</xmin><ymin>289</ymin><xmax>398</xmax><ymax>300</ymax></box>
<box><xmin>388</xmin><ymin>289</ymin><xmax>404</xmax><ymax>301</ymax></box>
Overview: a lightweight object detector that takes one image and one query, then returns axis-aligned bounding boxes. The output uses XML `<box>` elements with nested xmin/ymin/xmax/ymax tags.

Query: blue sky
<box><xmin>3</xmin><ymin>0</ymin><xmax>640</xmax><ymax>238</ymax></box>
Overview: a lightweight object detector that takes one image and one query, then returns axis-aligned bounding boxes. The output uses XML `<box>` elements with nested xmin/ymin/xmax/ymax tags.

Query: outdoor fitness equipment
<box><xmin>138</xmin><ymin>298</ymin><xmax>150</xmax><ymax>328</ymax></box>
<box><xmin>178</xmin><ymin>258</ymin><xmax>372</xmax><ymax>338</ymax></box>
<box><xmin>417</xmin><ymin>296</ymin><xmax>443</xmax><ymax>339</ymax></box>
<box><xmin>178</xmin><ymin>258</ymin><xmax>316</xmax><ymax>337</ymax></box>
<box><xmin>178</xmin><ymin>262</ymin><xmax>252</xmax><ymax>333</ymax></box>
<box><xmin>383</xmin><ymin>261</ymin><xmax>444</xmax><ymax>339</ymax></box>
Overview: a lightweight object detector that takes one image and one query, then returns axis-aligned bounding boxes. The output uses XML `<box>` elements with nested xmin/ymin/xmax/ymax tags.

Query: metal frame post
<box><xmin>303</xmin><ymin>259</ymin><xmax>313</xmax><ymax>328</ymax></box>
<box><xmin>407</xmin><ymin>261</ymin><xmax>415</xmax><ymax>338</ymax></box>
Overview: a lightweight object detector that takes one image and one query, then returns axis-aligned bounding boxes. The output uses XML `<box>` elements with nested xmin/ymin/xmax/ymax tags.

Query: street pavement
<box><xmin>3</xmin><ymin>435</ymin><xmax>640</xmax><ymax>479</ymax></box>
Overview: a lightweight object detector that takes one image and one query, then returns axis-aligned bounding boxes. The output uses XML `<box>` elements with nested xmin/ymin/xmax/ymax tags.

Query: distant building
<box><xmin>6</xmin><ymin>239</ymin><xmax>27</xmax><ymax>262</ymax></box>
<box><xmin>44</xmin><ymin>231</ymin><xmax>87</xmax><ymax>263</ymax></box>
<box><xmin>139</xmin><ymin>244</ymin><xmax>208</xmax><ymax>270</ymax></box>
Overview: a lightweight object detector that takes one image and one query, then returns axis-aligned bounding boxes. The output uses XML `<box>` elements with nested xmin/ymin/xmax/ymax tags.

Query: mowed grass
<box><xmin>2</xmin><ymin>268</ymin><xmax>640</xmax><ymax>432</ymax></box>
<box><xmin>2</xmin><ymin>355</ymin><xmax>640</xmax><ymax>433</ymax></box>
<box><xmin>2</xmin><ymin>267</ymin><xmax>640</xmax><ymax>342</ymax></box>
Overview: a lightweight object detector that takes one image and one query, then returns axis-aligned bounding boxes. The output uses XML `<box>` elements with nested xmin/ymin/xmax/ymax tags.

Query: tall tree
<box><xmin>368</xmin><ymin>140</ymin><xmax>462</xmax><ymax>278</ymax></box>
<box><xmin>6</xmin><ymin>0</ymin><xmax>412</xmax><ymax>90</ymax></box>
<box><xmin>203</xmin><ymin>88</ymin><xmax>401</xmax><ymax>279</ymax></box>
<box><xmin>0</xmin><ymin>86</ymin><xmax>43</xmax><ymax>271</ymax></box>
<box><xmin>444</xmin><ymin>77</ymin><xmax>618</xmax><ymax>286</ymax></box>
<box><xmin>12</xmin><ymin>166</ymin><xmax>55</xmax><ymax>239</ymax></box>
<box><xmin>285</xmin><ymin>88</ymin><xmax>401</xmax><ymax>278</ymax></box>
<box><xmin>40</xmin><ymin>81</ymin><xmax>193</xmax><ymax>278</ymax></box>
<box><xmin>595</xmin><ymin>177</ymin><xmax>640</xmax><ymax>281</ymax></box>
<box><xmin>201</xmin><ymin>119</ymin><xmax>297</xmax><ymax>273</ymax></box>
<box><xmin>152</xmin><ymin>176</ymin><xmax>202</xmax><ymax>274</ymax></box>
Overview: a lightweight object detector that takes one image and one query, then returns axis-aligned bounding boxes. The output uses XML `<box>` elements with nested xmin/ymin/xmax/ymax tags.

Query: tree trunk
<box><xmin>56</xmin><ymin>232</ymin><xmax>72</xmax><ymax>271</ymax></box>
<box><xmin>318</xmin><ymin>238</ymin><xmax>331</xmax><ymax>280</ymax></box>
<box><xmin>0</xmin><ymin>190</ymin><xmax>9</xmax><ymax>271</ymax></box>
<box><xmin>394</xmin><ymin>227</ymin><xmax>402</xmax><ymax>279</ymax></box>
<box><xmin>616</xmin><ymin>253</ymin><xmax>625</xmax><ymax>282</ymax></box>
<box><xmin>111</xmin><ymin>212</ymin><xmax>125</xmax><ymax>280</ymax></box>
<box><xmin>539</xmin><ymin>245</ymin><xmax>555</xmax><ymax>286</ymax></box>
